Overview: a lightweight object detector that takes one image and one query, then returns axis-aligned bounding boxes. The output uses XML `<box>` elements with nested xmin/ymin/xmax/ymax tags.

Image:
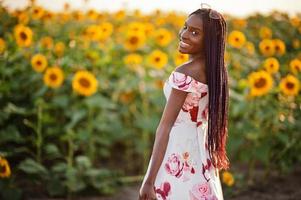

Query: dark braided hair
<box><xmin>189</xmin><ymin>8</ymin><xmax>230</xmax><ymax>170</ymax></box>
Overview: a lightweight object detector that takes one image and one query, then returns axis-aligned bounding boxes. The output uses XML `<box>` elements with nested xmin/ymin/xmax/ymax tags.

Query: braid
<box><xmin>189</xmin><ymin>9</ymin><xmax>230</xmax><ymax>170</ymax></box>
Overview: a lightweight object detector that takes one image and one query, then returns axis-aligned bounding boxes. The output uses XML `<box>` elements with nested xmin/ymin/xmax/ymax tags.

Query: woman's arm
<box><xmin>143</xmin><ymin>88</ymin><xmax>188</xmax><ymax>184</ymax></box>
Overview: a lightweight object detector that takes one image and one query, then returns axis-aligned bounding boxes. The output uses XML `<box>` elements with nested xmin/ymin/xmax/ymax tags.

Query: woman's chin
<box><xmin>178</xmin><ymin>47</ymin><xmax>188</xmax><ymax>54</ymax></box>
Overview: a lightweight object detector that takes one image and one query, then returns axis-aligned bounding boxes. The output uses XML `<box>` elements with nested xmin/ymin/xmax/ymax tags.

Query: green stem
<box><xmin>66</xmin><ymin>129</ymin><xmax>74</xmax><ymax>200</ymax></box>
<box><xmin>67</xmin><ymin>129</ymin><xmax>74</xmax><ymax>168</ymax></box>
<box><xmin>36</xmin><ymin>102</ymin><xmax>43</xmax><ymax>163</ymax></box>
<box><xmin>247</xmin><ymin>158</ymin><xmax>255</xmax><ymax>185</ymax></box>
<box><xmin>88</xmin><ymin>107</ymin><xmax>95</xmax><ymax>163</ymax></box>
<box><xmin>141</xmin><ymin>94</ymin><xmax>150</xmax><ymax>171</ymax></box>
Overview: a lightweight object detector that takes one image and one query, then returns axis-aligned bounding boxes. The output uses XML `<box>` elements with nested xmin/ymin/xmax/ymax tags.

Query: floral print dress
<box><xmin>142</xmin><ymin>71</ymin><xmax>224</xmax><ymax>200</ymax></box>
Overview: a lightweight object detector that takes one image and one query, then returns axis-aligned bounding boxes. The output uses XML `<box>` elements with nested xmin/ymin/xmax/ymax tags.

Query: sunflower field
<box><xmin>0</xmin><ymin>1</ymin><xmax>300</xmax><ymax>199</ymax></box>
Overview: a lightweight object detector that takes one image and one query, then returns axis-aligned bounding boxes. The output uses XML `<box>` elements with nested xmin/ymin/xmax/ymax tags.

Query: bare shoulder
<box><xmin>175</xmin><ymin>62</ymin><xmax>195</xmax><ymax>77</ymax></box>
<box><xmin>174</xmin><ymin>60</ymin><xmax>206</xmax><ymax>83</ymax></box>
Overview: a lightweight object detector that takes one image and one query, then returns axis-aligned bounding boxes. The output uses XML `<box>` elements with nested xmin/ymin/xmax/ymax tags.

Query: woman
<box><xmin>139</xmin><ymin>7</ymin><xmax>230</xmax><ymax>200</ymax></box>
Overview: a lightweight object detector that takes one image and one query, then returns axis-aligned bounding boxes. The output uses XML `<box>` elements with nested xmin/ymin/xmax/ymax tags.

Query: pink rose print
<box><xmin>172</xmin><ymin>72</ymin><xmax>192</xmax><ymax>91</ymax></box>
<box><xmin>164</xmin><ymin>153</ymin><xmax>184</xmax><ymax>178</ymax></box>
<box><xmin>190</xmin><ymin>80</ymin><xmax>200</xmax><ymax>92</ymax></box>
<box><xmin>189</xmin><ymin>182</ymin><xmax>211</xmax><ymax>200</ymax></box>
<box><xmin>182</xmin><ymin>94</ymin><xmax>201</xmax><ymax>111</ymax></box>
<box><xmin>155</xmin><ymin>181</ymin><xmax>171</xmax><ymax>200</ymax></box>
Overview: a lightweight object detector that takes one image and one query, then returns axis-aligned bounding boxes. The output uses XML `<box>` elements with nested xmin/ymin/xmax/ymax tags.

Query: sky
<box><xmin>2</xmin><ymin>0</ymin><xmax>301</xmax><ymax>17</ymax></box>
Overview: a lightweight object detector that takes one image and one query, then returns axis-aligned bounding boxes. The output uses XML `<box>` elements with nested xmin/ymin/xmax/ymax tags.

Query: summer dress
<box><xmin>142</xmin><ymin>71</ymin><xmax>224</xmax><ymax>200</ymax></box>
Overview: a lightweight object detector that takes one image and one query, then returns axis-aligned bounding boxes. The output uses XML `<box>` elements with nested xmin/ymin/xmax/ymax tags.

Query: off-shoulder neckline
<box><xmin>172</xmin><ymin>70</ymin><xmax>208</xmax><ymax>87</ymax></box>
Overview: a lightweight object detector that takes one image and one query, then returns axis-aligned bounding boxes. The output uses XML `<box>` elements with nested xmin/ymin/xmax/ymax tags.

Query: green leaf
<box><xmin>65</xmin><ymin>109</ymin><xmax>87</xmax><ymax>129</ymax></box>
<box><xmin>64</xmin><ymin>167</ymin><xmax>86</xmax><ymax>192</ymax></box>
<box><xmin>18</xmin><ymin>158</ymin><xmax>49</xmax><ymax>176</ymax></box>
<box><xmin>44</xmin><ymin>144</ymin><xmax>61</xmax><ymax>158</ymax></box>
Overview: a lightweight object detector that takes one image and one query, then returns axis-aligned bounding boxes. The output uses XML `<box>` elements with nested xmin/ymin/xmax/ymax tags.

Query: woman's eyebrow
<box><xmin>184</xmin><ymin>22</ymin><xmax>202</xmax><ymax>31</ymax></box>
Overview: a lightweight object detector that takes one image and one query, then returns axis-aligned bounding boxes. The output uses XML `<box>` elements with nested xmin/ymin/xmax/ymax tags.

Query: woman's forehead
<box><xmin>185</xmin><ymin>14</ymin><xmax>203</xmax><ymax>30</ymax></box>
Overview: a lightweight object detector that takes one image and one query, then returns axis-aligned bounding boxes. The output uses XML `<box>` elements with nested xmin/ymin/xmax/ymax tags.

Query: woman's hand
<box><xmin>138</xmin><ymin>181</ymin><xmax>157</xmax><ymax>200</ymax></box>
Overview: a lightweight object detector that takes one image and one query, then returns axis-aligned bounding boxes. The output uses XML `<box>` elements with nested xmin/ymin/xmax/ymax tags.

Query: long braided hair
<box><xmin>189</xmin><ymin>8</ymin><xmax>230</xmax><ymax>170</ymax></box>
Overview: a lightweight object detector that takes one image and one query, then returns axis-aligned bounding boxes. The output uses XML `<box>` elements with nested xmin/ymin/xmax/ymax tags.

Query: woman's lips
<box><xmin>179</xmin><ymin>41</ymin><xmax>190</xmax><ymax>48</ymax></box>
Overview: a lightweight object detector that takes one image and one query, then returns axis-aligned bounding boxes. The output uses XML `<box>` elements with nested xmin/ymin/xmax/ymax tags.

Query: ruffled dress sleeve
<box><xmin>167</xmin><ymin>71</ymin><xmax>208</xmax><ymax>94</ymax></box>
<box><xmin>167</xmin><ymin>71</ymin><xmax>194</xmax><ymax>93</ymax></box>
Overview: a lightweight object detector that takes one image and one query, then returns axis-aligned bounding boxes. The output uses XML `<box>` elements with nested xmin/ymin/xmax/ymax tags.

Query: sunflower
<box><xmin>31</xmin><ymin>6</ymin><xmax>44</xmax><ymax>20</ymax></box>
<box><xmin>289</xmin><ymin>58</ymin><xmax>301</xmax><ymax>75</ymax></box>
<box><xmin>259</xmin><ymin>26</ymin><xmax>272</xmax><ymax>39</ymax></box>
<box><xmin>114</xmin><ymin>10</ymin><xmax>126</xmax><ymax>21</ymax></box>
<box><xmin>244</xmin><ymin>41</ymin><xmax>255</xmax><ymax>55</ymax></box>
<box><xmin>154</xmin><ymin>79</ymin><xmax>164</xmax><ymax>89</ymax></box>
<box><xmin>279</xmin><ymin>75</ymin><xmax>300</xmax><ymax>96</ymax></box>
<box><xmin>290</xmin><ymin>17</ymin><xmax>300</xmax><ymax>27</ymax></box>
<box><xmin>40</xmin><ymin>36</ymin><xmax>53</xmax><ymax>49</ymax></box>
<box><xmin>127</xmin><ymin>22</ymin><xmax>145</xmax><ymax>33</ymax></box>
<box><xmin>73</xmin><ymin>11</ymin><xmax>85</xmax><ymax>21</ymax></box>
<box><xmin>259</xmin><ymin>39</ymin><xmax>275</xmax><ymax>57</ymax></box>
<box><xmin>263</xmin><ymin>57</ymin><xmax>279</xmax><ymax>74</ymax></box>
<box><xmin>54</xmin><ymin>42</ymin><xmax>65</xmax><ymax>57</ymax></box>
<box><xmin>31</xmin><ymin>54</ymin><xmax>48</xmax><ymax>72</ymax></box>
<box><xmin>14</xmin><ymin>24</ymin><xmax>33</xmax><ymax>47</ymax></box>
<box><xmin>248</xmin><ymin>70</ymin><xmax>273</xmax><ymax>97</ymax></box>
<box><xmin>119</xmin><ymin>91</ymin><xmax>135</xmax><ymax>104</ymax></box>
<box><xmin>273</xmin><ymin>39</ymin><xmax>286</xmax><ymax>56</ymax></box>
<box><xmin>123</xmin><ymin>53</ymin><xmax>143</xmax><ymax>71</ymax></box>
<box><xmin>18</xmin><ymin>12</ymin><xmax>29</xmax><ymax>24</ymax></box>
<box><xmin>87</xmin><ymin>9</ymin><xmax>98</xmax><ymax>20</ymax></box>
<box><xmin>222</xmin><ymin>171</ymin><xmax>234</xmax><ymax>187</ymax></box>
<box><xmin>153</xmin><ymin>28</ymin><xmax>172</xmax><ymax>47</ymax></box>
<box><xmin>42</xmin><ymin>11</ymin><xmax>54</xmax><ymax>21</ymax></box>
<box><xmin>43</xmin><ymin>66</ymin><xmax>64</xmax><ymax>88</ymax></box>
<box><xmin>292</xmin><ymin>39</ymin><xmax>300</xmax><ymax>49</ymax></box>
<box><xmin>228</xmin><ymin>30</ymin><xmax>246</xmax><ymax>49</ymax></box>
<box><xmin>0</xmin><ymin>156</ymin><xmax>11</xmax><ymax>178</ymax></box>
<box><xmin>85</xmin><ymin>25</ymin><xmax>101</xmax><ymax>41</ymax></box>
<box><xmin>124</xmin><ymin>31</ymin><xmax>146</xmax><ymax>51</ymax></box>
<box><xmin>147</xmin><ymin>50</ymin><xmax>168</xmax><ymax>69</ymax></box>
<box><xmin>174</xmin><ymin>51</ymin><xmax>189</xmax><ymax>66</ymax></box>
<box><xmin>72</xmin><ymin>70</ymin><xmax>98</xmax><ymax>96</ymax></box>
<box><xmin>98</xmin><ymin>22</ymin><xmax>113</xmax><ymax>41</ymax></box>
<box><xmin>232</xmin><ymin>19</ymin><xmax>247</xmax><ymax>29</ymax></box>
<box><xmin>0</xmin><ymin>38</ymin><xmax>6</xmax><ymax>54</ymax></box>
<box><xmin>144</xmin><ymin>22</ymin><xmax>155</xmax><ymax>36</ymax></box>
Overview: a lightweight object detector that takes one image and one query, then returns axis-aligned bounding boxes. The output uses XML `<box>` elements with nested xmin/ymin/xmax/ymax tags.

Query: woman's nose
<box><xmin>179</xmin><ymin>29</ymin><xmax>189</xmax><ymax>41</ymax></box>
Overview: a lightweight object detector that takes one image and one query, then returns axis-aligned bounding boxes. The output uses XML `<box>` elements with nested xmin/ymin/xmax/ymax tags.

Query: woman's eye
<box><xmin>192</xmin><ymin>31</ymin><xmax>198</xmax><ymax>35</ymax></box>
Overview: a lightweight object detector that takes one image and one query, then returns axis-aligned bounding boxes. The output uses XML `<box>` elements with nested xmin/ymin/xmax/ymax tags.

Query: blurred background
<box><xmin>0</xmin><ymin>0</ymin><xmax>300</xmax><ymax>199</ymax></box>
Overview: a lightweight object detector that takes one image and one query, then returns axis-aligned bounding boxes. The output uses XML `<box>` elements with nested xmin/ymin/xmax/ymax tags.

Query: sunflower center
<box><xmin>235</xmin><ymin>37</ymin><xmax>239</xmax><ymax>42</ymax></box>
<box><xmin>20</xmin><ymin>32</ymin><xmax>28</xmax><ymax>40</ymax></box>
<box><xmin>36</xmin><ymin>60</ymin><xmax>42</xmax><ymax>66</ymax></box>
<box><xmin>275</xmin><ymin>45</ymin><xmax>280</xmax><ymax>50</ymax></box>
<box><xmin>0</xmin><ymin>164</ymin><xmax>6</xmax><ymax>174</ymax></box>
<box><xmin>294</xmin><ymin>65</ymin><xmax>301</xmax><ymax>72</ymax></box>
<box><xmin>129</xmin><ymin>36</ymin><xmax>138</xmax><ymax>44</ymax></box>
<box><xmin>270</xmin><ymin>64</ymin><xmax>274</xmax><ymax>68</ymax></box>
<box><xmin>79</xmin><ymin>78</ymin><xmax>90</xmax><ymax>88</ymax></box>
<box><xmin>255</xmin><ymin>77</ymin><xmax>266</xmax><ymax>88</ymax></box>
<box><xmin>155</xmin><ymin>57</ymin><xmax>161</xmax><ymax>62</ymax></box>
<box><xmin>265</xmin><ymin>46</ymin><xmax>270</xmax><ymax>50</ymax></box>
<box><xmin>50</xmin><ymin>73</ymin><xmax>57</xmax><ymax>81</ymax></box>
<box><xmin>286</xmin><ymin>82</ymin><xmax>294</xmax><ymax>89</ymax></box>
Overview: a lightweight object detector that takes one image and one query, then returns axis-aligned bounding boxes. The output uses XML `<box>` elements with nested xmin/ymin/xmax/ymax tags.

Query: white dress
<box><xmin>142</xmin><ymin>71</ymin><xmax>224</xmax><ymax>200</ymax></box>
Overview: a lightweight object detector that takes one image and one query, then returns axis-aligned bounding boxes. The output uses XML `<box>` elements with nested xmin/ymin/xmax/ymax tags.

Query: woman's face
<box><xmin>178</xmin><ymin>14</ymin><xmax>204</xmax><ymax>55</ymax></box>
